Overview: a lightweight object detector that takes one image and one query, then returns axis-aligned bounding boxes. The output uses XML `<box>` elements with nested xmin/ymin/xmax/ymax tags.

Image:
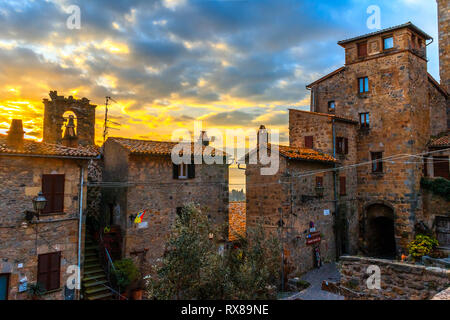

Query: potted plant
<box><xmin>112</xmin><ymin>259</ymin><xmax>140</xmax><ymax>299</ymax></box>
<box><xmin>27</xmin><ymin>282</ymin><xmax>46</xmax><ymax>300</ymax></box>
<box><xmin>408</xmin><ymin>234</ymin><xmax>439</xmax><ymax>262</ymax></box>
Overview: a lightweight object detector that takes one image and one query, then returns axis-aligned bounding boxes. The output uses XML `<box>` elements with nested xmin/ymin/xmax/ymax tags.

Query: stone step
<box><xmin>84</xmin><ymin>263</ymin><xmax>102</xmax><ymax>270</ymax></box>
<box><xmin>83</xmin><ymin>268</ymin><xmax>104</xmax><ymax>276</ymax></box>
<box><xmin>85</xmin><ymin>257</ymin><xmax>98</xmax><ymax>264</ymax></box>
<box><xmin>86</xmin><ymin>291</ymin><xmax>114</xmax><ymax>300</ymax></box>
<box><xmin>84</xmin><ymin>274</ymin><xmax>107</xmax><ymax>282</ymax></box>
<box><xmin>84</xmin><ymin>280</ymin><xmax>108</xmax><ymax>288</ymax></box>
<box><xmin>85</xmin><ymin>285</ymin><xmax>110</xmax><ymax>295</ymax></box>
<box><xmin>85</xmin><ymin>252</ymin><xmax>97</xmax><ymax>258</ymax></box>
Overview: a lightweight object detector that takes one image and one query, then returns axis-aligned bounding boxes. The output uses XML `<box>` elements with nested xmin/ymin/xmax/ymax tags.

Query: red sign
<box><xmin>306</xmin><ymin>231</ymin><xmax>321</xmax><ymax>245</ymax></box>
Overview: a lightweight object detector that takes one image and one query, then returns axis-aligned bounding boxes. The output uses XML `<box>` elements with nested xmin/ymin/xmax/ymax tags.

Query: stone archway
<box><xmin>364</xmin><ymin>203</ymin><xmax>396</xmax><ymax>258</ymax></box>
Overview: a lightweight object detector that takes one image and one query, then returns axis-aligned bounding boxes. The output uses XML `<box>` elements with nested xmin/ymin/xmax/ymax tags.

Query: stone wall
<box><xmin>229</xmin><ymin>201</ymin><xmax>246</xmax><ymax>241</ymax></box>
<box><xmin>0</xmin><ymin>155</ymin><xmax>87</xmax><ymax>300</ymax></box>
<box><xmin>102</xmin><ymin>141</ymin><xmax>229</xmax><ymax>274</ymax></box>
<box><xmin>429</xmin><ymin>80</ymin><xmax>448</xmax><ymax>136</ymax></box>
<box><xmin>437</xmin><ymin>0</ymin><xmax>450</xmax><ymax>94</ymax></box>
<box><xmin>339</xmin><ymin>256</ymin><xmax>450</xmax><ymax>300</ymax></box>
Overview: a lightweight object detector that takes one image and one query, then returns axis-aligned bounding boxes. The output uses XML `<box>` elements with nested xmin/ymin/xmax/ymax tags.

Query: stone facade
<box><xmin>43</xmin><ymin>91</ymin><xmax>96</xmax><ymax>146</ymax></box>
<box><xmin>339</xmin><ymin>256</ymin><xmax>450</xmax><ymax>300</ymax></box>
<box><xmin>437</xmin><ymin>0</ymin><xmax>450</xmax><ymax>94</ymax></box>
<box><xmin>301</xmin><ymin>23</ymin><xmax>449</xmax><ymax>258</ymax></box>
<box><xmin>0</xmin><ymin>156</ymin><xmax>89</xmax><ymax>300</ymax></box>
<box><xmin>246</xmin><ymin>153</ymin><xmax>337</xmax><ymax>276</ymax></box>
<box><xmin>101</xmin><ymin>138</ymin><xmax>229</xmax><ymax>274</ymax></box>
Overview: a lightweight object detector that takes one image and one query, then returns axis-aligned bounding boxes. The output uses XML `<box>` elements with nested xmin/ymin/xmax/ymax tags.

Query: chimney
<box><xmin>198</xmin><ymin>130</ymin><xmax>210</xmax><ymax>146</ymax></box>
<box><xmin>7</xmin><ymin>119</ymin><xmax>25</xmax><ymax>148</ymax></box>
<box><xmin>257</xmin><ymin>125</ymin><xmax>268</xmax><ymax>148</ymax></box>
<box><xmin>62</xmin><ymin>115</ymin><xmax>78</xmax><ymax>148</ymax></box>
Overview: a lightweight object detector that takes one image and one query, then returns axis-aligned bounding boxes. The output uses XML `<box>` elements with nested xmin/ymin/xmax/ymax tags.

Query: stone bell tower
<box><xmin>42</xmin><ymin>91</ymin><xmax>97</xmax><ymax>146</ymax></box>
<box><xmin>437</xmin><ymin>0</ymin><xmax>449</xmax><ymax>93</ymax></box>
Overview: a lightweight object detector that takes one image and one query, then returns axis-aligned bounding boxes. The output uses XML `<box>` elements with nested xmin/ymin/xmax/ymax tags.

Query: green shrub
<box><xmin>420</xmin><ymin>177</ymin><xmax>450</xmax><ymax>201</ymax></box>
<box><xmin>408</xmin><ymin>234</ymin><xmax>439</xmax><ymax>261</ymax></box>
<box><xmin>112</xmin><ymin>259</ymin><xmax>140</xmax><ymax>291</ymax></box>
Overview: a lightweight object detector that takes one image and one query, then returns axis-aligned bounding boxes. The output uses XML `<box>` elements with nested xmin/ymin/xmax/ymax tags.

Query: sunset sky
<box><xmin>0</xmin><ymin>0</ymin><xmax>441</xmax><ymax>147</ymax></box>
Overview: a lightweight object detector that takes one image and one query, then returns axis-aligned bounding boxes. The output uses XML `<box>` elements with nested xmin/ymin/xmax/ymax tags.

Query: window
<box><xmin>411</xmin><ymin>35</ymin><xmax>416</xmax><ymax>49</ymax></box>
<box><xmin>305</xmin><ymin>136</ymin><xmax>314</xmax><ymax>149</ymax></box>
<box><xmin>176</xmin><ymin>207</ymin><xmax>183</xmax><ymax>217</ymax></box>
<box><xmin>418</xmin><ymin>38</ymin><xmax>423</xmax><ymax>48</ymax></box>
<box><xmin>315</xmin><ymin>176</ymin><xmax>323</xmax><ymax>188</ymax></box>
<box><xmin>42</xmin><ymin>174</ymin><xmax>65</xmax><ymax>214</ymax></box>
<box><xmin>358</xmin><ymin>77</ymin><xmax>369</xmax><ymax>93</ymax></box>
<box><xmin>339</xmin><ymin>176</ymin><xmax>346</xmax><ymax>196</ymax></box>
<box><xmin>371</xmin><ymin>152</ymin><xmax>383</xmax><ymax>173</ymax></box>
<box><xmin>328</xmin><ymin>101</ymin><xmax>336</xmax><ymax>113</ymax></box>
<box><xmin>336</xmin><ymin>137</ymin><xmax>349</xmax><ymax>155</ymax></box>
<box><xmin>173</xmin><ymin>163</ymin><xmax>195</xmax><ymax>179</ymax></box>
<box><xmin>433</xmin><ymin>156</ymin><xmax>450</xmax><ymax>179</ymax></box>
<box><xmin>359</xmin><ymin>113</ymin><xmax>370</xmax><ymax>129</ymax></box>
<box><xmin>358</xmin><ymin>42</ymin><xmax>368</xmax><ymax>57</ymax></box>
<box><xmin>37</xmin><ymin>252</ymin><xmax>61</xmax><ymax>291</ymax></box>
<box><xmin>383</xmin><ymin>36</ymin><xmax>394</xmax><ymax>50</ymax></box>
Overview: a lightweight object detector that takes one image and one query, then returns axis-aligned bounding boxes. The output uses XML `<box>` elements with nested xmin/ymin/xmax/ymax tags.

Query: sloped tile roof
<box><xmin>306</xmin><ymin>67</ymin><xmax>346</xmax><ymax>88</ymax></box>
<box><xmin>229</xmin><ymin>201</ymin><xmax>246</xmax><ymax>242</ymax></box>
<box><xmin>429</xmin><ymin>134</ymin><xmax>450</xmax><ymax>148</ymax></box>
<box><xmin>289</xmin><ymin>109</ymin><xmax>359</xmax><ymax>124</ymax></box>
<box><xmin>108</xmin><ymin>137</ymin><xmax>227</xmax><ymax>157</ymax></box>
<box><xmin>244</xmin><ymin>144</ymin><xmax>337</xmax><ymax>164</ymax></box>
<box><xmin>0</xmin><ymin>135</ymin><xmax>100</xmax><ymax>158</ymax></box>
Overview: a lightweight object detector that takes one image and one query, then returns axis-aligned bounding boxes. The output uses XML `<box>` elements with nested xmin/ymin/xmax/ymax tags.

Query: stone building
<box><xmin>101</xmin><ymin>137</ymin><xmax>229</xmax><ymax>274</ymax></box>
<box><xmin>0</xmin><ymin>119</ymin><xmax>99</xmax><ymax>300</ymax></box>
<box><xmin>246</xmin><ymin>127</ymin><xmax>339</xmax><ymax>275</ymax></box>
<box><xmin>296</xmin><ymin>20</ymin><xmax>449</xmax><ymax>258</ymax></box>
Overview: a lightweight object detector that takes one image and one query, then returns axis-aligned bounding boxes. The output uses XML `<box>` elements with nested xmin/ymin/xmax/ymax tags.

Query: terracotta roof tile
<box><xmin>429</xmin><ymin>134</ymin><xmax>450</xmax><ymax>148</ymax></box>
<box><xmin>229</xmin><ymin>201</ymin><xmax>246</xmax><ymax>241</ymax></box>
<box><xmin>244</xmin><ymin>144</ymin><xmax>337</xmax><ymax>164</ymax></box>
<box><xmin>0</xmin><ymin>135</ymin><xmax>100</xmax><ymax>158</ymax></box>
<box><xmin>289</xmin><ymin>109</ymin><xmax>358</xmax><ymax>124</ymax></box>
<box><xmin>108</xmin><ymin>137</ymin><xmax>227</xmax><ymax>157</ymax></box>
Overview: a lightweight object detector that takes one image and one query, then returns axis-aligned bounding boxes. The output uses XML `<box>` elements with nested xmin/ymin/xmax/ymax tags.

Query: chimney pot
<box><xmin>257</xmin><ymin>125</ymin><xmax>268</xmax><ymax>148</ymax></box>
<box><xmin>7</xmin><ymin>119</ymin><xmax>25</xmax><ymax>147</ymax></box>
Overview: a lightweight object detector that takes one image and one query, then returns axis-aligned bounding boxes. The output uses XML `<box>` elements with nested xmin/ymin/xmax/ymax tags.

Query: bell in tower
<box><xmin>62</xmin><ymin>114</ymin><xmax>78</xmax><ymax>147</ymax></box>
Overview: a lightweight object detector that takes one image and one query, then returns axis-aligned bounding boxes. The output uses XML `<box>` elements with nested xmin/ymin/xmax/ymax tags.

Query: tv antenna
<box><xmin>103</xmin><ymin>96</ymin><xmax>121</xmax><ymax>143</ymax></box>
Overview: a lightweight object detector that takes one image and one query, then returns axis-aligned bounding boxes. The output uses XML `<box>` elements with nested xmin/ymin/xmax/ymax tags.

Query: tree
<box><xmin>147</xmin><ymin>203</ymin><xmax>281</xmax><ymax>300</ymax></box>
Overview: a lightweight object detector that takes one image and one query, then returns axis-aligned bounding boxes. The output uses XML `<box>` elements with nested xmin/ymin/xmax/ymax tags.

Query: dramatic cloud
<box><xmin>0</xmin><ymin>0</ymin><xmax>439</xmax><ymax>146</ymax></box>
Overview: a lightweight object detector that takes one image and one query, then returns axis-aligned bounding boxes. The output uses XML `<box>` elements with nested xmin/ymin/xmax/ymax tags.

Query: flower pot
<box><xmin>131</xmin><ymin>289</ymin><xmax>144</xmax><ymax>300</ymax></box>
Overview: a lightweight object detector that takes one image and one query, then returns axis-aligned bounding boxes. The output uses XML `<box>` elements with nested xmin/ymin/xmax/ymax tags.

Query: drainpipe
<box><xmin>332</xmin><ymin>119</ymin><xmax>340</xmax><ymax>260</ymax></box>
<box><xmin>77</xmin><ymin>165</ymin><xmax>85</xmax><ymax>300</ymax></box>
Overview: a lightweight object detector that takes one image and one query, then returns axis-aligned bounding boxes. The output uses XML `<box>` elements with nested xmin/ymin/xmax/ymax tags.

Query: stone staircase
<box><xmin>82</xmin><ymin>236</ymin><xmax>114</xmax><ymax>300</ymax></box>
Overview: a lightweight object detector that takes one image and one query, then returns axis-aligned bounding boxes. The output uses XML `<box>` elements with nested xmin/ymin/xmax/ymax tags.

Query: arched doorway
<box><xmin>365</xmin><ymin>203</ymin><xmax>396</xmax><ymax>258</ymax></box>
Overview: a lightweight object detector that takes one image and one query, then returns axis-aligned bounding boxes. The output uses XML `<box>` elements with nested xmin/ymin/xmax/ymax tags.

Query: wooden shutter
<box><xmin>42</xmin><ymin>174</ymin><xmax>64</xmax><ymax>214</ymax></box>
<box><xmin>316</xmin><ymin>176</ymin><xmax>323</xmax><ymax>187</ymax></box>
<box><xmin>37</xmin><ymin>252</ymin><xmax>61</xmax><ymax>291</ymax></box>
<box><xmin>188</xmin><ymin>164</ymin><xmax>195</xmax><ymax>179</ymax></box>
<box><xmin>340</xmin><ymin>176</ymin><xmax>346</xmax><ymax>196</ymax></box>
<box><xmin>305</xmin><ymin>136</ymin><xmax>314</xmax><ymax>149</ymax></box>
<box><xmin>173</xmin><ymin>164</ymin><xmax>179</xmax><ymax>179</ymax></box>
<box><xmin>336</xmin><ymin>137</ymin><xmax>343</xmax><ymax>154</ymax></box>
<box><xmin>433</xmin><ymin>157</ymin><xmax>449</xmax><ymax>179</ymax></box>
<box><xmin>344</xmin><ymin>138</ymin><xmax>349</xmax><ymax>155</ymax></box>
<box><xmin>358</xmin><ymin>42</ymin><xmax>367</xmax><ymax>57</ymax></box>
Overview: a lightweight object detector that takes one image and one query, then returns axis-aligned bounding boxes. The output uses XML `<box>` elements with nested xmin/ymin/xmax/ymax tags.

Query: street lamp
<box><xmin>32</xmin><ymin>191</ymin><xmax>47</xmax><ymax>220</ymax></box>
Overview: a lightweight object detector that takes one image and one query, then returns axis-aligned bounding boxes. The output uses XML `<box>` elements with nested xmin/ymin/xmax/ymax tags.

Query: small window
<box><xmin>315</xmin><ymin>176</ymin><xmax>323</xmax><ymax>188</ymax></box>
<box><xmin>328</xmin><ymin>101</ymin><xmax>336</xmax><ymax>113</ymax></box>
<box><xmin>411</xmin><ymin>35</ymin><xmax>416</xmax><ymax>49</ymax></box>
<box><xmin>358</xmin><ymin>77</ymin><xmax>369</xmax><ymax>93</ymax></box>
<box><xmin>358</xmin><ymin>42</ymin><xmax>368</xmax><ymax>57</ymax></box>
<box><xmin>37</xmin><ymin>252</ymin><xmax>61</xmax><ymax>291</ymax></box>
<box><xmin>359</xmin><ymin>113</ymin><xmax>370</xmax><ymax>128</ymax></box>
<box><xmin>383</xmin><ymin>36</ymin><xmax>394</xmax><ymax>50</ymax></box>
<box><xmin>42</xmin><ymin>174</ymin><xmax>65</xmax><ymax>214</ymax></box>
<box><xmin>176</xmin><ymin>207</ymin><xmax>183</xmax><ymax>217</ymax></box>
<box><xmin>173</xmin><ymin>163</ymin><xmax>195</xmax><ymax>179</ymax></box>
<box><xmin>418</xmin><ymin>38</ymin><xmax>423</xmax><ymax>48</ymax></box>
<box><xmin>305</xmin><ymin>136</ymin><xmax>314</xmax><ymax>149</ymax></box>
<box><xmin>178</xmin><ymin>163</ymin><xmax>188</xmax><ymax>179</ymax></box>
<box><xmin>433</xmin><ymin>156</ymin><xmax>450</xmax><ymax>179</ymax></box>
<box><xmin>336</xmin><ymin>137</ymin><xmax>349</xmax><ymax>155</ymax></box>
<box><xmin>339</xmin><ymin>176</ymin><xmax>346</xmax><ymax>196</ymax></box>
<box><xmin>371</xmin><ymin>152</ymin><xmax>383</xmax><ymax>173</ymax></box>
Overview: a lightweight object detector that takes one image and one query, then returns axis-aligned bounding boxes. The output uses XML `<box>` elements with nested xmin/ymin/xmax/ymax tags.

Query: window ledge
<box><xmin>42</xmin><ymin>287</ymin><xmax>63</xmax><ymax>296</ymax></box>
<box><xmin>371</xmin><ymin>172</ymin><xmax>385</xmax><ymax>177</ymax></box>
<box><xmin>40</xmin><ymin>212</ymin><xmax>66</xmax><ymax>217</ymax></box>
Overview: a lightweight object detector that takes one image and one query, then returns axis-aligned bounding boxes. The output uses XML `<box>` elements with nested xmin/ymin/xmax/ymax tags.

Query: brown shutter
<box><xmin>42</xmin><ymin>174</ymin><xmax>64</xmax><ymax>214</ymax></box>
<box><xmin>173</xmin><ymin>164</ymin><xmax>179</xmax><ymax>179</ymax></box>
<box><xmin>358</xmin><ymin>42</ymin><xmax>367</xmax><ymax>57</ymax></box>
<box><xmin>38</xmin><ymin>252</ymin><xmax>61</xmax><ymax>291</ymax></box>
<box><xmin>305</xmin><ymin>136</ymin><xmax>314</xmax><ymax>149</ymax></box>
<box><xmin>433</xmin><ymin>157</ymin><xmax>449</xmax><ymax>179</ymax></box>
<box><xmin>344</xmin><ymin>138</ymin><xmax>349</xmax><ymax>154</ymax></box>
<box><xmin>316</xmin><ymin>176</ymin><xmax>323</xmax><ymax>187</ymax></box>
<box><xmin>340</xmin><ymin>176</ymin><xmax>346</xmax><ymax>196</ymax></box>
<box><xmin>42</xmin><ymin>175</ymin><xmax>53</xmax><ymax>214</ymax></box>
<box><xmin>188</xmin><ymin>164</ymin><xmax>195</xmax><ymax>179</ymax></box>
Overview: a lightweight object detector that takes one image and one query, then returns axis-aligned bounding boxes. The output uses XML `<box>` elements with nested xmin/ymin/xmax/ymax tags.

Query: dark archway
<box><xmin>365</xmin><ymin>204</ymin><xmax>396</xmax><ymax>258</ymax></box>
